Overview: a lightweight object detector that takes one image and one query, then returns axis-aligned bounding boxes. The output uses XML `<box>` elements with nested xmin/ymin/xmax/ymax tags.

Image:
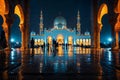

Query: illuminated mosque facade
<box><xmin>30</xmin><ymin>11</ymin><xmax>91</xmax><ymax>46</ymax></box>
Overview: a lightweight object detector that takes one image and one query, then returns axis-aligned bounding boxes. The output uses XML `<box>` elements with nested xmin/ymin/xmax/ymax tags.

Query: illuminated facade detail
<box><xmin>31</xmin><ymin>11</ymin><xmax>91</xmax><ymax>46</ymax></box>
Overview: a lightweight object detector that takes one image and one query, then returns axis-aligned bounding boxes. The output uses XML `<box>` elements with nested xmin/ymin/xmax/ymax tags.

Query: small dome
<box><xmin>54</xmin><ymin>16</ymin><xmax>67</xmax><ymax>29</ymax></box>
<box><xmin>31</xmin><ymin>31</ymin><xmax>36</xmax><ymax>36</ymax></box>
<box><xmin>84</xmin><ymin>31</ymin><xmax>90</xmax><ymax>35</ymax></box>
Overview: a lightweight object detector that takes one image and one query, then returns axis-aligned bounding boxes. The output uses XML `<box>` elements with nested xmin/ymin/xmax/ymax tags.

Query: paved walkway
<box><xmin>0</xmin><ymin>47</ymin><xmax>120</xmax><ymax>80</ymax></box>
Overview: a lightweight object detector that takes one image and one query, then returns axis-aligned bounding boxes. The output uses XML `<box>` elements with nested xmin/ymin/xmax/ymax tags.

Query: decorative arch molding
<box><xmin>97</xmin><ymin>3</ymin><xmax>108</xmax><ymax>25</ymax></box>
<box><xmin>0</xmin><ymin>0</ymin><xmax>9</xmax><ymax>15</ymax></box>
<box><xmin>14</xmin><ymin>4</ymin><xmax>24</xmax><ymax>25</ymax></box>
<box><xmin>95</xmin><ymin>3</ymin><xmax>108</xmax><ymax>49</ymax></box>
<box><xmin>114</xmin><ymin>0</ymin><xmax>120</xmax><ymax>13</ymax></box>
<box><xmin>115</xmin><ymin>14</ymin><xmax>120</xmax><ymax>31</ymax></box>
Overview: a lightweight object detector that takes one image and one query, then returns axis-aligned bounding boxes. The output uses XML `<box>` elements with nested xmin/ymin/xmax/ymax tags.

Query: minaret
<box><xmin>77</xmin><ymin>10</ymin><xmax>81</xmax><ymax>34</ymax></box>
<box><xmin>40</xmin><ymin>10</ymin><xmax>43</xmax><ymax>35</ymax></box>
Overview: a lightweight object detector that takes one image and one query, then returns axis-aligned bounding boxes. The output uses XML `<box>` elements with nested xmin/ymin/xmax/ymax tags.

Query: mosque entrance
<box><xmin>57</xmin><ymin>34</ymin><xmax>64</xmax><ymax>45</ymax></box>
<box><xmin>68</xmin><ymin>36</ymin><xmax>73</xmax><ymax>45</ymax></box>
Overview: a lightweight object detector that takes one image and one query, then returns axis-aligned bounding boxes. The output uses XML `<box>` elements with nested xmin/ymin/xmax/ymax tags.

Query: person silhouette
<box><xmin>31</xmin><ymin>38</ymin><xmax>34</xmax><ymax>56</ymax></box>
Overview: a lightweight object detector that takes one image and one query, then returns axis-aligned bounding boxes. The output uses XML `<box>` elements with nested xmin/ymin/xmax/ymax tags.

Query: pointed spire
<box><xmin>40</xmin><ymin>10</ymin><xmax>43</xmax><ymax>19</ymax></box>
<box><xmin>77</xmin><ymin>10</ymin><xmax>81</xmax><ymax>34</ymax></box>
<box><xmin>40</xmin><ymin>10</ymin><xmax>43</xmax><ymax>35</ymax></box>
<box><xmin>77</xmin><ymin>10</ymin><xmax>80</xmax><ymax>18</ymax></box>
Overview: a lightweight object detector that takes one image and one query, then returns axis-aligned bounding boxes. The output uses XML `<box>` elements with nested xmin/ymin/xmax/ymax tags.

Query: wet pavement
<box><xmin>0</xmin><ymin>46</ymin><xmax>120</xmax><ymax>80</ymax></box>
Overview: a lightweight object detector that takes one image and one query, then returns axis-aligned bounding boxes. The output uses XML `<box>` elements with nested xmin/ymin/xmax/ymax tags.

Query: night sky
<box><xmin>0</xmin><ymin>0</ymin><xmax>112</xmax><ymax>43</ymax></box>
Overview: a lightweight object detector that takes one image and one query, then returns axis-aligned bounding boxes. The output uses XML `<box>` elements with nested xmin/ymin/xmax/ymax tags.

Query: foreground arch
<box><xmin>14</xmin><ymin>4</ymin><xmax>25</xmax><ymax>50</ymax></box>
<box><xmin>112</xmin><ymin>0</ymin><xmax>120</xmax><ymax>50</ymax></box>
<box><xmin>96</xmin><ymin>3</ymin><xmax>108</xmax><ymax>49</ymax></box>
<box><xmin>0</xmin><ymin>0</ymin><xmax>10</xmax><ymax>49</ymax></box>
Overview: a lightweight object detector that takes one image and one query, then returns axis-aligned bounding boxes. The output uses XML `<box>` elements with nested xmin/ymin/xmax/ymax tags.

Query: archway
<box><xmin>14</xmin><ymin>4</ymin><xmax>25</xmax><ymax>49</ymax></box>
<box><xmin>68</xmin><ymin>36</ymin><xmax>73</xmax><ymax>45</ymax></box>
<box><xmin>57</xmin><ymin>34</ymin><xmax>64</xmax><ymax>45</ymax></box>
<box><xmin>11</xmin><ymin>14</ymin><xmax>21</xmax><ymax>48</ymax></box>
<box><xmin>97</xmin><ymin>3</ymin><xmax>108</xmax><ymax>49</ymax></box>
<box><xmin>101</xmin><ymin>15</ymin><xmax>112</xmax><ymax>47</ymax></box>
<box><xmin>0</xmin><ymin>0</ymin><xmax>9</xmax><ymax>49</ymax></box>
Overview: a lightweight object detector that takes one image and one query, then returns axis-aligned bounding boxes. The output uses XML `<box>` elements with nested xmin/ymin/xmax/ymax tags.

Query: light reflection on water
<box><xmin>1</xmin><ymin>46</ymin><xmax>120</xmax><ymax>79</ymax></box>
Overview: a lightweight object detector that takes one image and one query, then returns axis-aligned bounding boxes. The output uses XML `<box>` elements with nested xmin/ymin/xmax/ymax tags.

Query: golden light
<box><xmin>35</xmin><ymin>39</ymin><xmax>38</xmax><ymax>45</ymax></box>
<box><xmin>114</xmin><ymin>0</ymin><xmax>120</xmax><ymax>13</ymax></box>
<box><xmin>58</xmin><ymin>45</ymin><xmax>63</xmax><ymax>56</ymax></box>
<box><xmin>68</xmin><ymin>46</ymin><xmax>73</xmax><ymax>56</ymax></box>
<box><xmin>80</xmin><ymin>39</ymin><xmax>82</xmax><ymax>45</ymax></box>
<box><xmin>57</xmin><ymin>34</ymin><xmax>64</xmax><ymax>44</ymax></box>
<box><xmin>83</xmin><ymin>39</ymin><xmax>85</xmax><ymax>46</ymax></box>
<box><xmin>0</xmin><ymin>0</ymin><xmax>9</xmax><ymax>15</ymax></box>
<box><xmin>97</xmin><ymin>3</ymin><xmax>108</xmax><ymax>24</ymax></box>
<box><xmin>0</xmin><ymin>0</ymin><xmax>9</xmax><ymax>29</ymax></box>
<box><xmin>68</xmin><ymin>36</ymin><xmax>73</xmax><ymax>45</ymax></box>
<box><xmin>14</xmin><ymin>5</ymin><xmax>24</xmax><ymax>25</ymax></box>
<box><xmin>115</xmin><ymin>14</ymin><xmax>120</xmax><ymax>31</ymax></box>
<box><xmin>89</xmin><ymin>39</ymin><xmax>91</xmax><ymax>46</ymax></box>
<box><xmin>76</xmin><ymin>39</ymin><xmax>79</xmax><ymax>45</ymax></box>
<box><xmin>85</xmin><ymin>39</ymin><xmax>89</xmax><ymax>46</ymax></box>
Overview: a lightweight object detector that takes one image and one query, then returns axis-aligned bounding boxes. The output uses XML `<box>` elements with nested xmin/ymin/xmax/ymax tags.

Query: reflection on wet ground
<box><xmin>0</xmin><ymin>46</ymin><xmax>120</xmax><ymax>80</ymax></box>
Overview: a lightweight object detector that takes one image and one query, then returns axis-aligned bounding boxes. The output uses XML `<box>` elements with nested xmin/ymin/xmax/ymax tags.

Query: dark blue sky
<box><xmin>30</xmin><ymin>0</ymin><xmax>92</xmax><ymax>33</ymax></box>
<box><xmin>0</xmin><ymin>0</ymin><xmax>112</xmax><ymax>43</ymax></box>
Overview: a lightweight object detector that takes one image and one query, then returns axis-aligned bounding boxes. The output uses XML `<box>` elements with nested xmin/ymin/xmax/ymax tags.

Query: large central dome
<box><xmin>54</xmin><ymin>16</ymin><xmax>67</xmax><ymax>29</ymax></box>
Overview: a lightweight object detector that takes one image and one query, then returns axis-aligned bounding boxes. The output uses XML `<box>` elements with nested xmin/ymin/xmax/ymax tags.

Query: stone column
<box><xmin>91</xmin><ymin>0</ymin><xmax>98</xmax><ymax>48</ymax></box>
<box><xmin>96</xmin><ymin>24</ymin><xmax>102</xmax><ymax>49</ymax></box>
<box><xmin>2</xmin><ymin>23</ymin><xmax>10</xmax><ymax>50</ymax></box>
<box><xmin>113</xmin><ymin>31</ymin><xmax>119</xmax><ymax>50</ymax></box>
<box><xmin>19</xmin><ymin>24</ymin><xmax>25</xmax><ymax>50</ymax></box>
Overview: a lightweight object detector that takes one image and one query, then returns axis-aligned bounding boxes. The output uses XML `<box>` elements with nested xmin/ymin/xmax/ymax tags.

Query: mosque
<box><xmin>30</xmin><ymin>11</ymin><xmax>91</xmax><ymax>46</ymax></box>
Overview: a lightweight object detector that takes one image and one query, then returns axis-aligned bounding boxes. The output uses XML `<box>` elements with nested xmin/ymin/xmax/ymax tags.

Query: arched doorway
<box><xmin>97</xmin><ymin>3</ymin><xmax>108</xmax><ymax>49</ymax></box>
<box><xmin>47</xmin><ymin>36</ymin><xmax>52</xmax><ymax>45</ymax></box>
<box><xmin>14</xmin><ymin>4</ymin><xmax>25</xmax><ymax>49</ymax></box>
<box><xmin>101</xmin><ymin>15</ymin><xmax>112</xmax><ymax>47</ymax></box>
<box><xmin>57</xmin><ymin>34</ymin><xmax>64</xmax><ymax>45</ymax></box>
<box><xmin>68</xmin><ymin>36</ymin><xmax>73</xmax><ymax>45</ymax></box>
<box><xmin>11</xmin><ymin>14</ymin><xmax>21</xmax><ymax>48</ymax></box>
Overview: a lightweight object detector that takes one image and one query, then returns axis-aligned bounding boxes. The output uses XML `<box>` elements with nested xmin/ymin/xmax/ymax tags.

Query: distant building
<box><xmin>31</xmin><ymin>11</ymin><xmax>91</xmax><ymax>46</ymax></box>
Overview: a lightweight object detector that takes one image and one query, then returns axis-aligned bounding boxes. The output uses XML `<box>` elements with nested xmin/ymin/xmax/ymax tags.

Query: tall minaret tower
<box><xmin>77</xmin><ymin>10</ymin><xmax>81</xmax><ymax>34</ymax></box>
<box><xmin>40</xmin><ymin>10</ymin><xmax>43</xmax><ymax>35</ymax></box>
